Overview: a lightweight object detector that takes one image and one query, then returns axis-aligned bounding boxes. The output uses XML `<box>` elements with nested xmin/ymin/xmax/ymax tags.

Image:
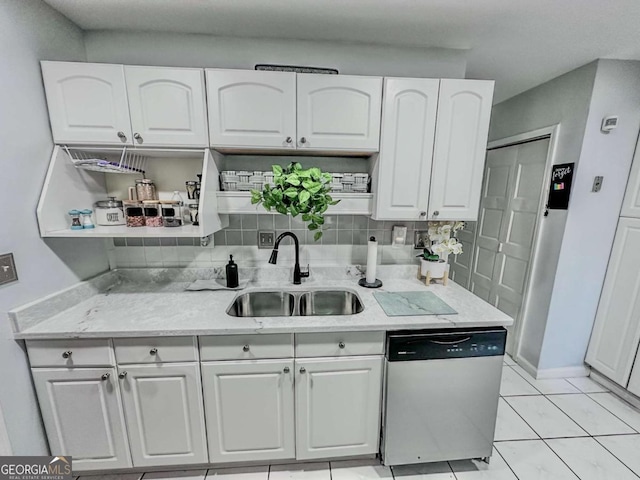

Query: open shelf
<box><xmin>42</xmin><ymin>225</ymin><xmax>202</xmax><ymax>238</ymax></box>
<box><xmin>216</xmin><ymin>191</ymin><xmax>373</xmax><ymax>215</ymax></box>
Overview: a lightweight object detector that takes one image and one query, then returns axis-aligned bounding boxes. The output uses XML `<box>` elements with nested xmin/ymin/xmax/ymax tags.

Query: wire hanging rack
<box><xmin>64</xmin><ymin>146</ymin><xmax>147</xmax><ymax>175</ymax></box>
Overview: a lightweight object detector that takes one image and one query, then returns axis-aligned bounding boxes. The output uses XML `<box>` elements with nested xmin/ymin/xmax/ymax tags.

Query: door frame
<box><xmin>485</xmin><ymin>124</ymin><xmax>560</xmax><ymax>362</ymax></box>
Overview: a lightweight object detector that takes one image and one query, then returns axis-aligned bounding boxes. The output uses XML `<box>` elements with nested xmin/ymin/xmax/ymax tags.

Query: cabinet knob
<box><xmin>338</xmin><ymin>342</ymin><xmax>345</xmax><ymax>349</ymax></box>
<box><xmin>433</xmin><ymin>211</ymin><xmax>440</xmax><ymax>217</ymax></box>
<box><xmin>299</xmin><ymin>367</ymin><xmax>306</xmax><ymax>373</ymax></box>
<box><xmin>419</xmin><ymin>211</ymin><xmax>427</xmax><ymax>217</ymax></box>
<box><xmin>119</xmin><ymin>371</ymin><xmax>128</xmax><ymax>379</ymax></box>
<box><xmin>101</xmin><ymin>373</ymin><xmax>111</xmax><ymax>381</ymax></box>
<box><xmin>243</xmin><ymin>344</ymin><xmax>250</xmax><ymax>352</ymax></box>
<box><xmin>285</xmin><ymin>137</ymin><xmax>293</xmax><ymax>144</ymax></box>
<box><xmin>117</xmin><ymin>131</ymin><xmax>127</xmax><ymax>141</ymax></box>
<box><xmin>299</xmin><ymin>137</ymin><xmax>307</xmax><ymax>145</ymax></box>
<box><xmin>283</xmin><ymin>366</ymin><xmax>290</xmax><ymax>373</ymax></box>
<box><xmin>62</xmin><ymin>351</ymin><xmax>72</xmax><ymax>359</ymax></box>
<box><xmin>133</xmin><ymin>133</ymin><xmax>143</xmax><ymax>143</ymax></box>
<box><xmin>149</xmin><ymin>348</ymin><xmax>158</xmax><ymax>355</ymax></box>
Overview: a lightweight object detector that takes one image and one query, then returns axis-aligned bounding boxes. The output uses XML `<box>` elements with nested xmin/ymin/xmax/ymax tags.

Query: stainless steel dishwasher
<box><xmin>382</xmin><ymin>328</ymin><xmax>506</xmax><ymax>466</ymax></box>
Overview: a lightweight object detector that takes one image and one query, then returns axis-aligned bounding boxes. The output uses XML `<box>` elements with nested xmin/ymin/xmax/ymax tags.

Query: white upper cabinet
<box><xmin>41</xmin><ymin>61</ymin><xmax>133</xmax><ymax>145</ymax></box>
<box><xmin>296</xmin><ymin>74</ymin><xmax>383</xmax><ymax>152</ymax></box>
<box><xmin>429</xmin><ymin>79</ymin><xmax>495</xmax><ymax>220</ymax></box>
<box><xmin>207</xmin><ymin>69</ymin><xmax>296</xmax><ymax>149</ymax></box>
<box><xmin>118</xmin><ymin>363</ymin><xmax>208</xmax><ymax>467</ymax></box>
<box><xmin>125</xmin><ymin>66</ymin><xmax>208</xmax><ymax>147</ymax></box>
<box><xmin>621</xmin><ymin>137</ymin><xmax>640</xmax><ymax>218</ymax></box>
<box><xmin>585</xmin><ymin>217</ymin><xmax>640</xmax><ymax>387</ymax></box>
<box><xmin>374</xmin><ymin>78</ymin><xmax>440</xmax><ymax>220</ymax></box>
<box><xmin>295</xmin><ymin>356</ymin><xmax>382</xmax><ymax>460</ymax></box>
<box><xmin>201</xmin><ymin>359</ymin><xmax>295</xmax><ymax>463</ymax></box>
<box><xmin>32</xmin><ymin>367</ymin><xmax>132</xmax><ymax>471</ymax></box>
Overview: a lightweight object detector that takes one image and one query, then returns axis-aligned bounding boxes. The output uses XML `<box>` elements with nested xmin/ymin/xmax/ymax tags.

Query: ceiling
<box><xmin>44</xmin><ymin>0</ymin><xmax>640</xmax><ymax>103</ymax></box>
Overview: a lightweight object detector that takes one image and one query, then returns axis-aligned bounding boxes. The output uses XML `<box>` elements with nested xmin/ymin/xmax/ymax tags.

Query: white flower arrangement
<box><xmin>417</xmin><ymin>221</ymin><xmax>465</xmax><ymax>261</ymax></box>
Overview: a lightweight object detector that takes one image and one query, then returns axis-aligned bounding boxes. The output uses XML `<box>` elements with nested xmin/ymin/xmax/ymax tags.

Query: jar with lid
<box><xmin>94</xmin><ymin>197</ymin><xmax>125</xmax><ymax>226</ymax></box>
<box><xmin>160</xmin><ymin>200</ymin><xmax>182</xmax><ymax>227</ymax></box>
<box><xmin>142</xmin><ymin>201</ymin><xmax>163</xmax><ymax>227</ymax></box>
<box><xmin>135</xmin><ymin>178</ymin><xmax>158</xmax><ymax>201</ymax></box>
<box><xmin>124</xmin><ymin>202</ymin><xmax>145</xmax><ymax>227</ymax></box>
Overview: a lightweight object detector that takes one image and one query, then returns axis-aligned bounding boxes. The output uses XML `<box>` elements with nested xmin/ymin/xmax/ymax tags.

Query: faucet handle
<box><xmin>300</xmin><ymin>264</ymin><xmax>310</xmax><ymax>278</ymax></box>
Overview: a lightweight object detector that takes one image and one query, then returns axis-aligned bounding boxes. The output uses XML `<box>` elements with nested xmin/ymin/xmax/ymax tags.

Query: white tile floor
<box><xmin>78</xmin><ymin>357</ymin><xmax>640</xmax><ymax>480</ymax></box>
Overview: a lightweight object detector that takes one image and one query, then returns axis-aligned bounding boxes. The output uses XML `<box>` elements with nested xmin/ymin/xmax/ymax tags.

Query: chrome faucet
<box><xmin>268</xmin><ymin>231</ymin><xmax>310</xmax><ymax>285</ymax></box>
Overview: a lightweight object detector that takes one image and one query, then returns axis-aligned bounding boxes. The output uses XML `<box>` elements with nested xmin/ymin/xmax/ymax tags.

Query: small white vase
<box><xmin>420</xmin><ymin>259</ymin><xmax>448</xmax><ymax>278</ymax></box>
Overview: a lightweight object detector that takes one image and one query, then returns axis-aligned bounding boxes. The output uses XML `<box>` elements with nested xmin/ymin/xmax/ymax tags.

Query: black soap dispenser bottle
<box><xmin>226</xmin><ymin>255</ymin><xmax>239</xmax><ymax>288</ymax></box>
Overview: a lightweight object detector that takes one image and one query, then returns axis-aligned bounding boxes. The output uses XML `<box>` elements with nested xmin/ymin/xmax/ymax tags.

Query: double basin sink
<box><xmin>227</xmin><ymin>289</ymin><xmax>364</xmax><ymax>317</ymax></box>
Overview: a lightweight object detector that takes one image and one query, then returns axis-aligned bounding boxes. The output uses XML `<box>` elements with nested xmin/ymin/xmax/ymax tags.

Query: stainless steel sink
<box><xmin>226</xmin><ymin>291</ymin><xmax>296</xmax><ymax>317</ymax></box>
<box><xmin>227</xmin><ymin>289</ymin><xmax>364</xmax><ymax>317</ymax></box>
<box><xmin>299</xmin><ymin>290</ymin><xmax>364</xmax><ymax>316</ymax></box>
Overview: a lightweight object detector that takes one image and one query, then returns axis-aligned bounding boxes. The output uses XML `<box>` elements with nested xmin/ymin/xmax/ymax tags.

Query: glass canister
<box><xmin>142</xmin><ymin>201</ymin><xmax>163</xmax><ymax>227</ymax></box>
<box><xmin>135</xmin><ymin>178</ymin><xmax>158</xmax><ymax>201</ymax></box>
<box><xmin>124</xmin><ymin>202</ymin><xmax>145</xmax><ymax>227</ymax></box>
<box><xmin>188</xmin><ymin>203</ymin><xmax>199</xmax><ymax>226</ymax></box>
<box><xmin>160</xmin><ymin>201</ymin><xmax>182</xmax><ymax>227</ymax></box>
<box><xmin>94</xmin><ymin>197</ymin><xmax>125</xmax><ymax>226</ymax></box>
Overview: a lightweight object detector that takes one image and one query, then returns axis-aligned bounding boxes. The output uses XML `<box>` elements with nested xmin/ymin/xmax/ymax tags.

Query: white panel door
<box><xmin>206</xmin><ymin>69</ymin><xmax>296</xmax><ymax>149</ymax></box>
<box><xmin>295</xmin><ymin>356</ymin><xmax>382</xmax><ymax>460</ymax></box>
<box><xmin>586</xmin><ymin>218</ymin><xmax>640</xmax><ymax>386</ymax></box>
<box><xmin>429</xmin><ymin>79</ymin><xmax>494</xmax><ymax>220</ymax></box>
<box><xmin>201</xmin><ymin>359</ymin><xmax>295</xmax><ymax>463</ymax></box>
<box><xmin>374</xmin><ymin>78</ymin><xmax>440</xmax><ymax>220</ymax></box>
<box><xmin>296</xmin><ymin>74</ymin><xmax>382</xmax><ymax>152</ymax></box>
<box><xmin>125</xmin><ymin>66</ymin><xmax>208</xmax><ymax>147</ymax></box>
<box><xmin>621</xmin><ymin>134</ymin><xmax>640</xmax><ymax>218</ymax></box>
<box><xmin>32</xmin><ymin>368</ymin><xmax>131</xmax><ymax>471</ymax></box>
<box><xmin>628</xmin><ymin>358</ymin><xmax>640</xmax><ymax>396</ymax></box>
<box><xmin>118</xmin><ymin>363</ymin><xmax>208</xmax><ymax>467</ymax></box>
<box><xmin>449</xmin><ymin>221</ymin><xmax>477</xmax><ymax>289</ymax></box>
<box><xmin>41</xmin><ymin>61</ymin><xmax>132</xmax><ymax>145</ymax></box>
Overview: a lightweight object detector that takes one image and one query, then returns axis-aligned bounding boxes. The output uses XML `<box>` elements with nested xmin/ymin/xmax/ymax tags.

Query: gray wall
<box><xmin>489</xmin><ymin>62</ymin><xmax>597</xmax><ymax>369</ymax></box>
<box><xmin>0</xmin><ymin>0</ymin><xmax>110</xmax><ymax>454</ymax></box>
<box><xmin>83</xmin><ymin>31</ymin><xmax>466</xmax><ymax>78</ymax></box>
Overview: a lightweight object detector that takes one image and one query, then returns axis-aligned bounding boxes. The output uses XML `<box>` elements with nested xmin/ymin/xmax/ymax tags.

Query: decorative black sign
<box><xmin>547</xmin><ymin>163</ymin><xmax>575</xmax><ymax>210</ymax></box>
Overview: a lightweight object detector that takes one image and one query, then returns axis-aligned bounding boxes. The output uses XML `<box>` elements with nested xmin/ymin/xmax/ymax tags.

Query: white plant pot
<box><xmin>420</xmin><ymin>259</ymin><xmax>447</xmax><ymax>278</ymax></box>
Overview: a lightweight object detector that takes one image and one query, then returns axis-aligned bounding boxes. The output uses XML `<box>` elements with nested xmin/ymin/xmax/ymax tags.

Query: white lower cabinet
<box><xmin>31</xmin><ymin>367</ymin><xmax>132</xmax><ymax>471</ymax></box>
<box><xmin>201</xmin><ymin>359</ymin><xmax>295</xmax><ymax>463</ymax></box>
<box><xmin>118</xmin><ymin>363</ymin><xmax>208</xmax><ymax>467</ymax></box>
<box><xmin>295</xmin><ymin>356</ymin><xmax>383</xmax><ymax>460</ymax></box>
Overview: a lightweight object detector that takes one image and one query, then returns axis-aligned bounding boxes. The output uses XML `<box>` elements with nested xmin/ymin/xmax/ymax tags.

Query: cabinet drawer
<box><xmin>27</xmin><ymin>339</ymin><xmax>114</xmax><ymax>367</ymax></box>
<box><xmin>114</xmin><ymin>337</ymin><xmax>197</xmax><ymax>364</ymax></box>
<box><xmin>295</xmin><ymin>331</ymin><xmax>385</xmax><ymax>357</ymax></box>
<box><xmin>200</xmin><ymin>334</ymin><xmax>293</xmax><ymax>361</ymax></box>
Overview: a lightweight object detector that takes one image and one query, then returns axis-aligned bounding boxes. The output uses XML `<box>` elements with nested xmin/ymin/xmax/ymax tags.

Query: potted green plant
<box><xmin>250</xmin><ymin>163</ymin><xmax>339</xmax><ymax>241</ymax></box>
<box><xmin>417</xmin><ymin>222</ymin><xmax>464</xmax><ymax>278</ymax></box>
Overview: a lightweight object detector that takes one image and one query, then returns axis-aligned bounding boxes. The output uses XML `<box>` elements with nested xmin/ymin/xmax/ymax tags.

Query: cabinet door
<box><xmin>41</xmin><ymin>61</ymin><xmax>132</xmax><ymax>145</ymax></box>
<box><xmin>201</xmin><ymin>359</ymin><xmax>295</xmax><ymax>463</ymax></box>
<box><xmin>295</xmin><ymin>356</ymin><xmax>382</xmax><ymax>460</ymax></box>
<box><xmin>621</xmin><ymin>135</ymin><xmax>640</xmax><ymax>218</ymax></box>
<box><xmin>118</xmin><ymin>363</ymin><xmax>208</xmax><ymax>467</ymax></box>
<box><xmin>628</xmin><ymin>358</ymin><xmax>640</xmax><ymax>397</ymax></box>
<box><xmin>374</xmin><ymin>78</ymin><xmax>440</xmax><ymax>220</ymax></box>
<box><xmin>125</xmin><ymin>66</ymin><xmax>208</xmax><ymax>147</ymax></box>
<box><xmin>297</xmin><ymin>74</ymin><xmax>382</xmax><ymax>152</ymax></box>
<box><xmin>429</xmin><ymin>79</ymin><xmax>494</xmax><ymax>220</ymax></box>
<box><xmin>32</xmin><ymin>368</ymin><xmax>131</xmax><ymax>471</ymax></box>
<box><xmin>207</xmin><ymin>69</ymin><xmax>296</xmax><ymax>149</ymax></box>
<box><xmin>586</xmin><ymin>218</ymin><xmax>640</xmax><ymax>386</ymax></box>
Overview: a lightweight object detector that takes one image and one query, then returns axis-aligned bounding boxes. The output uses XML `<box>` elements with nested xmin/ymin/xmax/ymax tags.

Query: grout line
<box><xmin>540</xmin><ymin>437</ymin><xmax>585</xmax><ymax>480</ymax></box>
<box><xmin>593</xmin><ymin>435</ymin><xmax>640</xmax><ymax>479</ymax></box>
<box><xmin>491</xmin><ymin>445</ymin><xmax>521</xmax><ymax>480</ymax></box>
<box><xmin>586</xmin><ymin>393</ymin><xmax>640</xmax><ymax>435</ymax></box>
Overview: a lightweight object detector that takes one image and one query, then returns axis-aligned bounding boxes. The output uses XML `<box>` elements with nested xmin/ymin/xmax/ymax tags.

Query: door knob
<box><xmin>62</xmin><ymin>351</ymin><xmax>72</xmax><ymax>359</ymax></box>
<box><xmin>117</xmin><ymin>131</ymin><xmax>127</xmax><ymax>142</ymax></box>
<box><xmin>133</xmin><ymin>133</ymin><xmax>143</xmax><ymax>143</ymax></box>
<box><xmin>149</xmin><ymin>348</ymin><xmax>158</xmax><ymax>355</ymax></box>
<box><xmin>283</xmin><ymin>366</ymin><xmax>290</xmax><ymax>373</ymax></box>
<box><xmin>338</xmin><ymin>342</ymin><xmax>345</xmax><ymax>349</ymax></box>
<box><xmin>243</xmin><ymin>344</ymin><xmax>250</xmax><ymax>352</ymax></box>
<box><xmin>433</xmin><ymin>211</ymin><xmax>440</xmax><ymax>217</ymax></box>
<box><xmin>119</xmin><ymin>371</ymin><xmax>128</xmax><ymax>379</ymax></box>
<box><xmin>299</xmin><ymin>367</ymin><xmax>306</xmax><ymax>373</ymax></box>
<box><xmin>101</xmin><ymin>373</ymin><xmax>111</xmax><ymax>381</ymax></box>
<box><xmin>299</xmin><ymin>137</ymin><xmax>307</xmax><ymax>144</ymax></box>
<box><xmin>419</xmin><ymin>211</ymin><xmax>426</xmax><ymax>217</ymax></box>
<box><xmin>285</xmin><ymin>137</ymin><xmax>293</xmax><ymax>144</ymax></box>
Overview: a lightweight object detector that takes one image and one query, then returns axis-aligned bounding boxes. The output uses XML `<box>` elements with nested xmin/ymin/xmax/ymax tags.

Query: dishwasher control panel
<box><xmin>387</xmin><ymin>327</ymin><xmax>507</xmax><ymax>361</ymax></box>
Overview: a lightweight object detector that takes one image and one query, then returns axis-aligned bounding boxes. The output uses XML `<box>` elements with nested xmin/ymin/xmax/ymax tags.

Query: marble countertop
<box><xmin>10</xmin><ymin>267</ymin><xmax>513</xmax><ymax>339</ymax></box>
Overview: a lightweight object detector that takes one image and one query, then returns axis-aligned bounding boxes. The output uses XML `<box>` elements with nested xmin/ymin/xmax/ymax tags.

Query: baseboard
<box><xmin>534</xmin><ymin>365</ymin><xmax>591</xmax><ymax>379</ymax></box>
<box><xmin>514</xmin><ymin>355</ymin><xmax>538</xmax><ymax>378</ymax></box>
<box><xmin>590</xmin><ymin>369</ymin><xmax>640</xmax><ymax>410</ymax></box>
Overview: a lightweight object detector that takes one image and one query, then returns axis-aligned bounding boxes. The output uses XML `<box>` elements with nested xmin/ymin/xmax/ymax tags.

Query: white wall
<box><xmin>538</xmin><ymin>60</ymin><xmax>640</xmax><ymax>371</ymax></box>
<box><xmin>84</xmin><ymin>31</ymin><xmax>466</xmax><ymax>78</ymax></box>
<box><xmin>0</xmin><ymin>0</ymin><xmax>110</xmax><ymax>455</ymax></box>
<box><xmin>489</xmin><ymin>62</ymin><xmax>598</xmax><ymax>369</ymax></box>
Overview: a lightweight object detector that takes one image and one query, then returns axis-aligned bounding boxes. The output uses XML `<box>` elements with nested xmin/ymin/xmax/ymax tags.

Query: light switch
<box><xmin>0</xmin><ymin>253</ymin><xmax>18</xmax><ymax>286</ymax></box>
<box><xmin>258</xmin><ymin>231</ymin><xmax>275</xmax><ymax>249</ymax></box>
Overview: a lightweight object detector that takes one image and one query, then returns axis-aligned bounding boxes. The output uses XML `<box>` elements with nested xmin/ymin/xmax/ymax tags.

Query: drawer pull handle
<box><xmin>338</xmin><ymin>342</ymin><xmax>345</xmax><ymax>349</ymax></box>
<box><xmin>101</xmin><ymin>373</ymin><xmax>110</xmax><ymax>381</ymax></box>
<box><xmin>149</xmin><ymin>348</ymin><xmax>158</xmax><ymax>355</ymax></box>
<box><xmin>119</xmin><ymin>371</ymin><xmax>128</xmax><ymax>379</ymax></box>
<box><xmin>283</xmin><ymin>366</ymin><xmax>290</xmax><ymax>373</ymax></box>
<box><xmin>62</xmin><ymin>351</ymin><xmax>72</xmax><ymax>359</ymax></box>
<box><xmin>300</xmin><ymin>367</ymin><xmax>306</xmax><ymax>373</ymax></box>
<box><xmin>243</xmin><ymin>345</ymin><xmax>250</xmax><ymax>352</ymax></box>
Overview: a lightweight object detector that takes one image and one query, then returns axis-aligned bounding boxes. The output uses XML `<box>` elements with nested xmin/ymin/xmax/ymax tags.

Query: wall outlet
<box><xmin>258</xmin><ymin>231</ymin><xmax>275</xmax><ymax>249</ymax></box>
<box><xmin>0</xmin><ymin>253</ymin><xmax>18</xmax><ymax>286</ymax></box>
<box><xmin>414</xmin><ymin>231</ymin><xmax>429</xmax><ymax>249</ymax></box>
